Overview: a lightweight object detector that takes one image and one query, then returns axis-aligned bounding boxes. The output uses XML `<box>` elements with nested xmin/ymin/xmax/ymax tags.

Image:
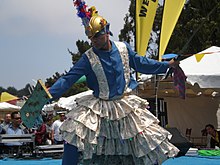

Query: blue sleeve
<box><xmin>124</xmin><ymin>42</ymin><xmax>169</xmax><ymax>74</ymax></box>
<box><xmin>49</xmin><ymin>55</ymin><xmax>89</xmax><ymax>100</ymax></box>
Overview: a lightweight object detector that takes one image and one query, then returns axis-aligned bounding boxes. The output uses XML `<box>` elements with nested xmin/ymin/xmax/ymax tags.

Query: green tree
<box><xmin>17</xmin><ymin>84</ymin><xmax>33</xmax><ymax>97</ymax></box>
<box><xmin>167</xmin><ymin>0</ymin><xmax>220</xmax><ymax>55</ymax></box>
<box><xmin>45</xmin><ymin>40</ymin><xmax>91</xmax><ymax>98</ymax></box>
<box><xmin>0</xmin><ymin>87</ymin><xmax>6</xmax><ymax>93</ymax></box>
<box><xmin>76</xmin><ymin>40</ymin><xmax>91</xmax><ymax>54</ymax></box>
<box><xmin>5</xmin><ymin>87</ymin><xmax>17</xmax><ymax>95</ymax></box>
<box><xmin>119</xmin><ymin>0</ymin><xmax>135</xmax><ymax>44</ymax></box>
<box><xmin>0</xmin><ymin>85</ymin><xmax>31</xmax><ymax>98</ymax></box>
<box><xmin>68</xmin><ymin>40</ymin><xmax>91</xmax><ymax>64</ymax></box>
<box><xmin>119</xmin><ymin>0</ymin><xmax>220</xmax><ymax>58</ymax></box>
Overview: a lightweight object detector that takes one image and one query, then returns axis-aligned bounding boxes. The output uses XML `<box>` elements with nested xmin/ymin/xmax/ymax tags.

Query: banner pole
<box><xmin>155</xmin><ymin>0</ymin><xmax>165</xmax><ymax>118</ymax></box>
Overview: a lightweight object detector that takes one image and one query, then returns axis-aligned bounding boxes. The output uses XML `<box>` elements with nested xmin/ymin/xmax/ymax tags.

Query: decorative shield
<box><xmin>20</xmin><ymin>79</ymin><xmax>52</xmax><ymax>128</ymax></box>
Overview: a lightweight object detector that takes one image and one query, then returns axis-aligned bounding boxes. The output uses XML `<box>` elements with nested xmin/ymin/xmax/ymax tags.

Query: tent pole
<box><xmin>154</xmin><ymin>0</ymin><xmax>164</xmax><ymax>118</ymax></box>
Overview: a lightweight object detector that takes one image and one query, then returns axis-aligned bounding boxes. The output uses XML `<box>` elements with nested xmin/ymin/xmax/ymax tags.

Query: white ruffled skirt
<box><xmin>60</xmin><ymin>94</ymin><xmax>179</xmax><ymax>165</ymax></box>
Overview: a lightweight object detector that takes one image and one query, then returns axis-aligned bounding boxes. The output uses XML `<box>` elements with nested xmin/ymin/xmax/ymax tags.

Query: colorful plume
<box><xmin>73</xmin><ymin>0</ymin><xmax>98</xmax><ymax>28</ymax></box>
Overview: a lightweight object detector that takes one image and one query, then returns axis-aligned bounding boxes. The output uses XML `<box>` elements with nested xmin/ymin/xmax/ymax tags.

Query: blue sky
<box><xmin>0</xmin><ymin>0</ymin><xmax>129</xmax><ymax>89</ymax></box>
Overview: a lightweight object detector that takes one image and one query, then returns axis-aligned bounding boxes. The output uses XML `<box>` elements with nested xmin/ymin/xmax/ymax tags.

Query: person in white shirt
<box><xmin>51</xmin><ymin>112</ymin><xmax>66</xmax><ymax>144</ymax></box>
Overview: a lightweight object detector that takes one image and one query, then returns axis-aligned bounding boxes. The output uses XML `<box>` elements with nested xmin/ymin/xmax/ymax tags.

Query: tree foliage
<box><xmin>76</xmin><ymin>40</ymin><xmax>91</xmax><ymax>55</ymax></box>
<box><xmin>45</xmin><ymin>40</ymin><xmax>91</xmax><ymax>98</ymax></box>
<box><xmin>119</xmin><ymin>0</ymin><xmax>135</xmax><ymax>43</ymax></box>
<box><xmin>119</xmin><ymin>0</ymin><xmax>220</xmax><ymax>58</ymax></box>
<box><xmin>167</xmin><ymin>0</ymin><xmax>220</xmax><ymax>55</ymax></box>
<box><xmin>0</xmin><ymin>84</ymin><xmax>32</xmax><ymax>98</ymax></box>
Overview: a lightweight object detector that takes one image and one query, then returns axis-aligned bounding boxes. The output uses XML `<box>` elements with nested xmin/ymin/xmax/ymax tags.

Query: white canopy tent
<box><xmin>180</xmin><ymin>46</ymin><xmax>220</xmax><ymax>88</ymax></box>
<box><xmin>165</xmin><ymin>46</ymin><xmax>220</xmax><ymax>137</ymax></box>
<box><xmin>0</xmin><ymin>102</ymin><xmax>21</xmax><ymax>110</ymax></box>
<box><xmin>138</xmin><ymin>46</ymin><xmax>220</xmax><ymax>137</ymax></box>
<box><xmin>0</xmin><ymin>102</ymin><xmax>21</xmax><ymax>119</ymax></box>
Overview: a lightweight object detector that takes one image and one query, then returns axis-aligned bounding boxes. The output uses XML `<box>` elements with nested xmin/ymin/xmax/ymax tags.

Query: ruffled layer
<box><xmin>60</xmin><ymin>94</ymin><xmax>179</xmax><ymax>164</ymax></box>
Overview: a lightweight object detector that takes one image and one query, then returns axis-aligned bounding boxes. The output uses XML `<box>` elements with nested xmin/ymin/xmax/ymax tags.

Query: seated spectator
<box><xmin>3</xmin><ymin>111</ymin><xmax>28</xmax><ymax>146</ymax></box>
<box><xmin>1</xmin><ymin>113</ymin><xmax>11</xmax><ymax>127</ymax></box>
<box><xmin>205</xmin><ymin>124</ymin><xmax>220</xmax><ymax>149</ymax></box>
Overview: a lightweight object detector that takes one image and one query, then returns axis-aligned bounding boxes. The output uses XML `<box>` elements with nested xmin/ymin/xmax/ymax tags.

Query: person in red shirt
<box><xmin>35</xmin><ymin>116</ymin><xmax>47</xmax><ymax>145</ymax></box>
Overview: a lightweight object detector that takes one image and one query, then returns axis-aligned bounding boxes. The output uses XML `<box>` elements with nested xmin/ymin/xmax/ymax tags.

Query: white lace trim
<box><xmin>85</xmin><ymin>42</ymin><xmax>131</xmax><ymax>100</ymax></box>
<box><xmin>85</xmin><ymin>49</ymin><xmax>109</xmax><ymax>100</ymax></box>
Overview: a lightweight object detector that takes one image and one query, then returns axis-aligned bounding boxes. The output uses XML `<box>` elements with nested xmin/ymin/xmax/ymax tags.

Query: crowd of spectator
<box><xmin>0</xmin><ymin>111</ymin><xmax>66</xmax><ymax>147</ymax></box>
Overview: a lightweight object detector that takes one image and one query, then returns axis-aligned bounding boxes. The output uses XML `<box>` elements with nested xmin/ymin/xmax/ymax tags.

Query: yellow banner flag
<box><xmin>136</xmin><ymin>0</ymin><xmax>159</xmax><ymax>56</ymax></box>
<box><xmin>0</xmin><ymin>92</ymin><xmax>19</xmax><ymax>103</ymax></box>
<box><xmin>159</xmin><ymin>0</ymin><xmax>185</xmax><ymax>61</ymax></box>
<box><xmin>194</xmin><ymin>53</ymin><xmax>205</xmax><ymax>62</ymax></box>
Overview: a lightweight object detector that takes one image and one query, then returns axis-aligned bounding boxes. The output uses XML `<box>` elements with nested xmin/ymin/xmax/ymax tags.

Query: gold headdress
<box><xmin>73</xmin><ymin>0</ymin><xmax>112</xmax><ymax>38</ymax></box>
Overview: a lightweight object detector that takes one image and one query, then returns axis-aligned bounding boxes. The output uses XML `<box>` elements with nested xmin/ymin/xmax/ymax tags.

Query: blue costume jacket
<box><xmin>49</xmin><ymin>41</ymin><xmax>169</xmax><ymax>100</ymax></box>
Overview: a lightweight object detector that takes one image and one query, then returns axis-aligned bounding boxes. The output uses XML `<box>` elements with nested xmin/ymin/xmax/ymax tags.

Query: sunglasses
<box><xmin>90</xmin><ymin>29</ymin><xmax>107</xmax><ymax>39</ymax></box>
<box><xmin>94</xmin><ymin>31</ymin><xmax>106</xmax><ymax>38</ymax></box>
<box><xmin>14</xmin><ymin>117</ymin><xmax>21</xmax><ymax>120</ymax></box>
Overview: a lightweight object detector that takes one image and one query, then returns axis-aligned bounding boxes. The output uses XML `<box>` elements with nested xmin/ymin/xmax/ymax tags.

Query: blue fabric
<box><xmin>49</xmin><ymin>41</ymin><xmax>169</xmax><ymax>100</ymax></box>
<box><xmin>0</xmin><ymin>158</ymin><xmax>61</xmax><ymax>165</ymax></box>
<box><xmin>62</xmin><ymin>143</ymin><xmax>79</xmax><ymax>165</ymax></box>
<box><xmin>163</xmin><ymin>156</ymin><xmax>220</xmax><ymax>165</ymax></box>
<box><xmin>1</xmin><ymin>156</ymin><xmax>220</xmax><ymax>165</ymax></box>
<box><xmin>162</xmin><ymin>54</ymin><xmax>178</xmax><ymax>60</ymax></box>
